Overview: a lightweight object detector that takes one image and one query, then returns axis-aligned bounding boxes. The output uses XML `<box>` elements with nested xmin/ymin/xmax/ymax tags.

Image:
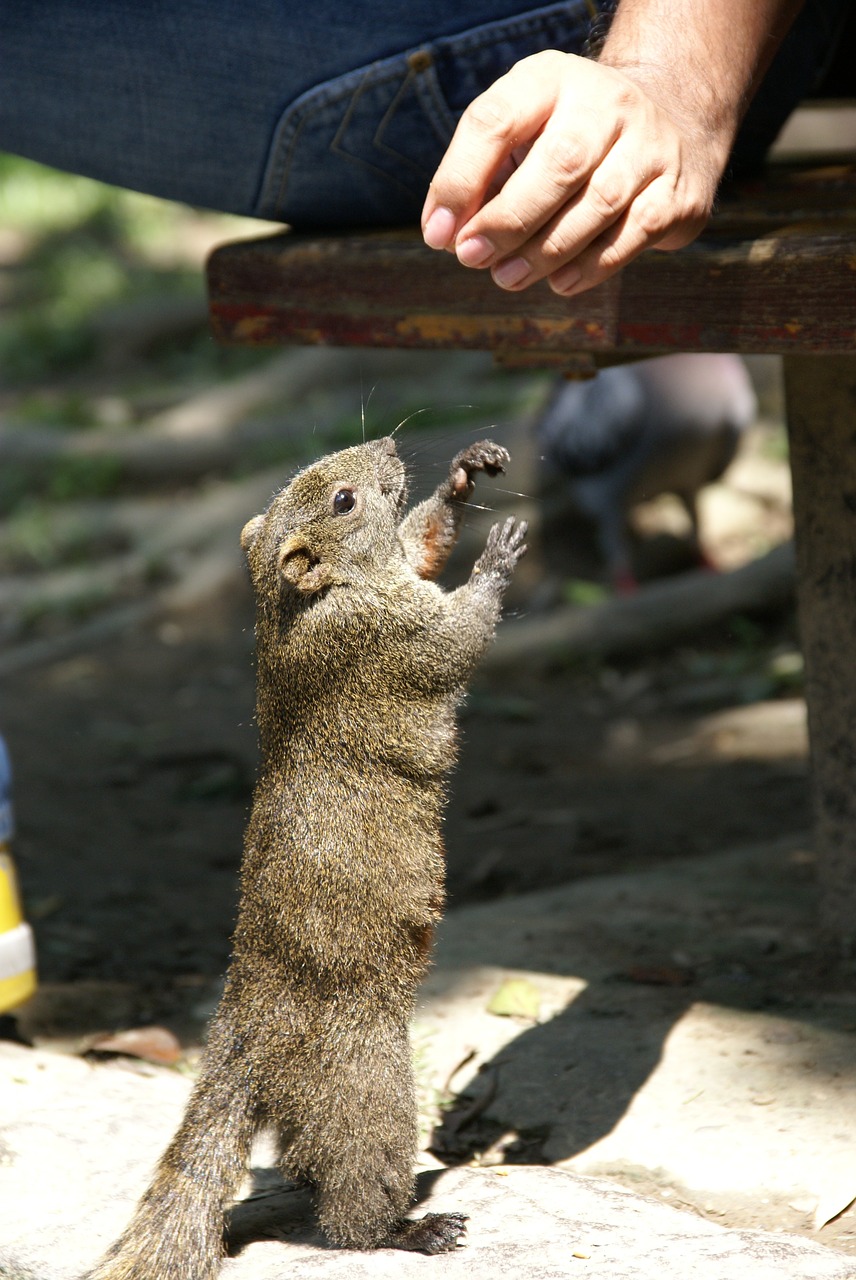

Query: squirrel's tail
<box><xmin>87</xmin><ymin>1028</ymin><xmax>257</xmax><ymax>1280</ymax></box>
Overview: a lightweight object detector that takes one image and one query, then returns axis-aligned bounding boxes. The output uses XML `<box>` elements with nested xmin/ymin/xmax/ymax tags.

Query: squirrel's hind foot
<box><xmin>384</xmin><ymin>1211</ymin><xmax>468</xmax><ymax>1254</ymax></box>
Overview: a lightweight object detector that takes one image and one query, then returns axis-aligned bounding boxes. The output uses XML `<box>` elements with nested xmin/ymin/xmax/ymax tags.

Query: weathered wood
<box><xmin>785</xmin><ymin>354</ymin><xmax>856</xmax><ymax>955</ymax></box>
<box><xmin>207</xmin><ymin>163</ymin><xmax>856</xmax><ymax>366</ymax></box>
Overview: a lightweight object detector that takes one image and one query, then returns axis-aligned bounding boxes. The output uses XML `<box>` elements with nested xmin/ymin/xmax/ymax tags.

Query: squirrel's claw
<box><xmin>385</xmin><ymin>1211</ymin><xmax>468</xmax><ymax>1254</ymax></box>
<box><xmin>474</xmin><ymin>516</ymin><xmax>528</xmax><ymax>582</ymax></box>
<box><xmin>448</xmin><ymin>440</ymin><xmax>510</xmax><ymax>498</ymax></box>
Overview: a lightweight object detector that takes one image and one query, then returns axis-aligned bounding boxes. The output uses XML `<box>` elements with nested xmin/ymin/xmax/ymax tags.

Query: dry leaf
<box><xmin>814</xmin><ymin>1186</ymin><xmax>856</xmax><ymax>1231</ymax></box>
<box><xmin>90</xmin><ymin>1024</ymin><xmax>182</xmax><ymax>1065</ymax></box>
<box><xmin>486</xmin><ymin>978</ymin><xmax>541</xmax><ymax>1021</ymax></box>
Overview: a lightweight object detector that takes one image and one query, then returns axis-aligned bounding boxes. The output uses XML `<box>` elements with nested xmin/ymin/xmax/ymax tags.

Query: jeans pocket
<box><xmin>254</xmin><ymin>0</ymin><xmax>602</xmax><ymax>227</ymax></box>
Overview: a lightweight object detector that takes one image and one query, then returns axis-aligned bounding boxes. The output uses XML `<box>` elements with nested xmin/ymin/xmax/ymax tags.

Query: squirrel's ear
<box><xmin>278</xmin><ymin>537</ymin><xmax>332</xmax><ymax>594</ymax></box>
<box><xmin>240</xmin><ymin>514</ymin><xmax>265</xmax><ymax>554</ymax></box>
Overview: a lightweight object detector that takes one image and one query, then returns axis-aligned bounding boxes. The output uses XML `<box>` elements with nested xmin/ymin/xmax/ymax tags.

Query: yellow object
<box><xmin>0</xmin><ymin>849</ymin><xmax>37</xmax><ymax>1012</ymax></box>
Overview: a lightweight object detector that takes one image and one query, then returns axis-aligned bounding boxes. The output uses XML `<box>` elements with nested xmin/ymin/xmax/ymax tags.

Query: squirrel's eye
<box><xmin>332</xmin><ymin>488</ymin><xmax>356</xmax><ymax>516</ymax></box>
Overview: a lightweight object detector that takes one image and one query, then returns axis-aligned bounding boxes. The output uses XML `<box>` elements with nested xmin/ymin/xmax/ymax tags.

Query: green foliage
<box><xmin>0</xmin><ymin>502</ymin><xmax>77</xmax><ymax>570</ymax></box>
<box><xmin>758</xmin><ymin>422</ymin><xmax>789</xmax><ymax>462</ymax></box>
<box><xmin>561</xmin><ymin>578</ymin><xmax>610</xmax><ymax>606</ymax></box>
<box><xmin>46</xmin><ymin>455</ymin><xmax>123</xmax><ymax>502</ymax></box>
<box><xmin>682</xmin><ymin>619</ymin><xmax>804</xmax><ymax>702</ymax></box>
<box><xmin>11</xmin><ymin>392</ymin><xmax>99</xmax><ymax>430</ymax></box>
<box><xmin>0</xmin><ymin>155</ymin><xmax>243</xmax><ymax>386</ymax></box>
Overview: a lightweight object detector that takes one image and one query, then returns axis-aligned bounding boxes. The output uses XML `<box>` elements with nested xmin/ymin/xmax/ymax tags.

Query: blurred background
<box><xmin>0</xmin><ymin>152</ymin><xmax>805</xmax><ymax>1024</ymax></box>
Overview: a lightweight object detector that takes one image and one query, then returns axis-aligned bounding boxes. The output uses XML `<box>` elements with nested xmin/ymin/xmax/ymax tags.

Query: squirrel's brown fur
<box><xmin>88</xmin><ymin>435</ymin><xmax>526</xmax><ymax>1279</ymax></box>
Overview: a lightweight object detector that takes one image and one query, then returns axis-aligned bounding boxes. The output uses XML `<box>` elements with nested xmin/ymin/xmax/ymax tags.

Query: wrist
<box><xmin>594</xmin><ymin>0</ymin><xmax>804</xmax><ymax>168</ymax></box>
<box><xmin>596</xmin><ymin>52</ymin><xmax>738</xmax><ymax>175</ymax></box>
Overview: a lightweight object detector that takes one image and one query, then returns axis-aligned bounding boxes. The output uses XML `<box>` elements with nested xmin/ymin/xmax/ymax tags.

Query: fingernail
<box><xmin>492</xmin><ymin>256</ymin><xmax>531</xmax><ymax>289</ymax></box>
<box><xmin>456</xmin><ymin>235</ymin><xmax>496</xmax><ymax>268</ymax></box>
<box><xmin>550</xmin><ymin>264</ymin><xmax>582</xmax><ymax>295</ymax></box>
<box><xmin>423</xmin><ymin>206</ymin><xmax>457</xmax><ymax>250</ymax></box>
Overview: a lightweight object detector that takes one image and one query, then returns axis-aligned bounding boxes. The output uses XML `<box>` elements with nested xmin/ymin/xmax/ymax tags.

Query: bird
<box><xmin>535</xmin><ymin>354</ymin><xmax>757</xmax><ymax>591</ymax></box>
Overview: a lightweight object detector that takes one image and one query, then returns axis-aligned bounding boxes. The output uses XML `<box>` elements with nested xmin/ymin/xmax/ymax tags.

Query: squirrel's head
<box><xmin>241</xmin><ymin>437</ymin><xmax>407</xmax><ymax>597</ymax></box>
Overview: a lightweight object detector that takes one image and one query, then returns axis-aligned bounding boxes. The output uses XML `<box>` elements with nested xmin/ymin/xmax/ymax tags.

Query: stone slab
<box><xmin>0</xmin><ymin>1040</ymin><xmax>853</xmax><ymax>1280</ymax></box>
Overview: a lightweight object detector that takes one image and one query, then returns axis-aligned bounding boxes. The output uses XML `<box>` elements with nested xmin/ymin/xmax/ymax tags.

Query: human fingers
<box><xmin>434</xmin><ymin>52</ymin><xmax>717</xmax><ymax>295</ymax></box>
<box><xmin>483</xmin><ymin>132</ymin><xmax>661</xmax><ymax>290</ymax></box>
<box><xmin>487</xmin><ymin>129</ymin><xmax>713</xmax><ymax>292</ymax></box>
<box><xmin>421</xmin><ymin>52</ymin><xmax>566</xmax><ymax>252</ymax></box>
<box><xmin>545</xmin><ymin>169</ymin><xmax>711</xmax><ymax>297</ymax></box>
<box><xmin>437</xmin><ymin>54</ymin><xmax>658</xmax><ymax>272</ymax></box>
<box><xmin>452</xmin><ymin>78</ymin><xmax>631</xmax><ymax>275</ymax></box>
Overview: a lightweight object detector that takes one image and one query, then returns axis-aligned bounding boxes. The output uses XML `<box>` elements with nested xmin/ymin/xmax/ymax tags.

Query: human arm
<box><xmin>421</xmin><ymin>0</ymin><xmax>805</xmax><ymax>297</ymax></box>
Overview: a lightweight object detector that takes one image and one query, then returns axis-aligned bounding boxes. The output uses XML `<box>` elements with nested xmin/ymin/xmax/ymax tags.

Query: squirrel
<box><xmin>88</xmin><ymin>435</ymin><xmax>527</xmax><ymax>1279</ymax></box>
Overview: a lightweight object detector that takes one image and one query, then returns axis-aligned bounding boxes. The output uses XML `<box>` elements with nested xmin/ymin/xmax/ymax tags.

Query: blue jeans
<box><xmin>0</xmin><ymin>0</ymin><xmax>849</xmax><ymax>225</ymax></box>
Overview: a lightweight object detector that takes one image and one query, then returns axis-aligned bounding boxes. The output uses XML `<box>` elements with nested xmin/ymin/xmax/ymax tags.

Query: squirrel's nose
<box><xmin>374</xmin><ymin>436</ymin><xmax>397</xmax><ymax>457</ymax></box>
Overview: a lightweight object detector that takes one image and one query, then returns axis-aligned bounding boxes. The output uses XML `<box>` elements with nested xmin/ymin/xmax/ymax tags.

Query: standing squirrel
<box><xmin>89</xmin><ymin>435</ymin><xmax>526</xmax><ymax>1280</ymax></box>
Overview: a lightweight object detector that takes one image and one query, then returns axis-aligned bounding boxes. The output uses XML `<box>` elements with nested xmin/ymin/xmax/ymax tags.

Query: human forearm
<box><xmin>598</xmin><ymin>0</ymin><xmax>805</xmax><ymax>164</ymax></box>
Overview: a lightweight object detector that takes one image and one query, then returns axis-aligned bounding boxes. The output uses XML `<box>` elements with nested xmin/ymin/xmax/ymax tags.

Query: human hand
<box><xmin>421</xmin><ymin>50</ymin><xmax>729</xmax><ymax>298</ymax></box>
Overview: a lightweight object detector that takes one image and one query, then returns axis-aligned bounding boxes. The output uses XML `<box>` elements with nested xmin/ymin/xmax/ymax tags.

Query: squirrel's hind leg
<box><xmin>310</xmin><ymin>1050</ymin><xmax>467</xmax><ymax>1253</ymax></box>
<box><xmin>283</xmin><ymin>1019</ymin><xmax>430</xmax><ymax>1250</ymax></box>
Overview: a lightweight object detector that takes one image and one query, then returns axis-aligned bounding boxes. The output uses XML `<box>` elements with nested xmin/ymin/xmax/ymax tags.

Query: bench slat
<box><xmin>207</xmin><ymin>163</ymin><xmax>856</xmax><ymax>364</ymax></box>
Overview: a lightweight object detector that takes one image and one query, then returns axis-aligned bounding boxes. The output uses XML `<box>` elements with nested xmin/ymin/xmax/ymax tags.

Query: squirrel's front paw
<box><xmin>448</xmin><ymin>440</ymin><xmax>510</xmax><ymax>498</ymax></box>
<box><xmin>473</xmin><ymin>517</ymin><xmax>528</xmax><ymax>582</ymax></box>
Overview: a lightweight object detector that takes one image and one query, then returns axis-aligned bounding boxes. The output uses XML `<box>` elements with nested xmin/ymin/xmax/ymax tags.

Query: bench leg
<box><xmin>785</xmin><ymin>353</ymin><xmax>856</xmax><ymax>956</ymax></box>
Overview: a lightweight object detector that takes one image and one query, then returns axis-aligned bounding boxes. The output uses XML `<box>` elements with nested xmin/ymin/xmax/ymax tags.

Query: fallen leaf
<box><xmin>90</xmin><ymin>1025</ymin><xmax>182</xmax><ymax>1066</ymax></box>
<box><xmin>486</xmin><ymin>978</ymin><xmax>542</xmax><ymax>1021</ymax></box>
<box><xmin>815</xmin><ymin>1186</ymin><xmax>856</xmax><ymax>1231</ymax></box>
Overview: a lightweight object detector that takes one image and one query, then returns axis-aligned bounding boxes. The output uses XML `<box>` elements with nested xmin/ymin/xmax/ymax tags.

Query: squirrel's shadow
<box><xmin>428</xmin><ymin>876</ymin><xmax>823</xmax><ymax>1167</ymax></box>
<box><xmin>430</xmin><ymin>977</ymin><xmax>697</xmax><ymax>1166</ymax></box>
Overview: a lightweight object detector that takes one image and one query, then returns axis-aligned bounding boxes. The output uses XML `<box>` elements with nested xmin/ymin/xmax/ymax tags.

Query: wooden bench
<box><xmin>207</xmin><ymin>153</ymin><xmax>856</xmax><ymax>956</ymax></box>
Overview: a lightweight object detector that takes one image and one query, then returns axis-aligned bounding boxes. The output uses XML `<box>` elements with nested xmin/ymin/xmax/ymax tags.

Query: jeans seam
<box><xmin>332</xmin><ymin>62</ymin><xmax>446</xmax><ymax>182</ymax></box>
<box><xmin>431</xmin><ymin>0</ymin><xmax>594</xmax><ymax>59</ymax></box>
<box><xmin>256</xmin><ymin>0</ymin><xmax>605</xmax><ymax>221</ymax></box>
<box><xmin>271</xmin><ymin>63</ymin><xmax>431</xmax><ymax>217</ymax></box>
<box><xmin>411</xmin><ymin>62</ymin><xmax>457</xmax><ymax>143</ymax></box>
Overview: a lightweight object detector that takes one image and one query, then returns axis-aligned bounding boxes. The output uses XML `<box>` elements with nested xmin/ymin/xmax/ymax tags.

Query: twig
<box><xmin>486</xmin><ymin>540</ymin><xmax>795</xmax><ymax>670</ymax></box>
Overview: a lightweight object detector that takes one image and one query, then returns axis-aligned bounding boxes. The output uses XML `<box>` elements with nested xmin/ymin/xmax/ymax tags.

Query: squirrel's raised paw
<box><xmin>474</xmin><ymin>516</ymin><xmax>528</xmax><ymax>582</ymax></box>
<box><xmin>385</xmin><ymin>1211</ymin><xmax>468</xmax><ymax>1254</ymax></box>
<box><xmin>448</xmin><ymin>440</ymin><xmax>510</xmax><ymax>498</ymax></box>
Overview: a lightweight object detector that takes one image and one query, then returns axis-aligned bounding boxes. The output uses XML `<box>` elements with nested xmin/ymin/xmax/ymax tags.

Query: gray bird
<box><xmin>536</xmin><ymin>354</ymin><xmax>757</xmax><ymax>590</ymax></box>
